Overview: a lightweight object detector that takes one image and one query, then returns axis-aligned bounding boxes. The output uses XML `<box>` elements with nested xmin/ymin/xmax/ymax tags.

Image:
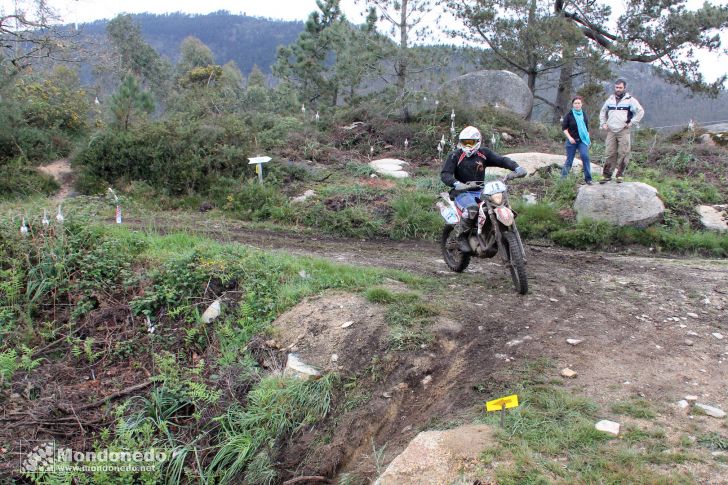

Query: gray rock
<box><xmin>574</xmin><ymin>182</ymin><xmax>665</xmax><ymax>228</ymax></box>
<box><xmin>375</xmin><ymin>425</ymin><xmax>494</xmax><ymax>485</ymax></box>
<box><xmin>676</xmin><ymin>400</ymin><xmax>690</xmax><ymax>410</ymax></box>
<box><xmin>440</xmin><ymin>70</ymin><xmax>533</xmax><ymax>118</ymax></box>
<box><xmin>284</xmin><ymin>353</ymin><xmax>321</xmax><ymax>380</ymax></box>
<box><xmin>695</xmin><ymin>403</ymin><xmax>726</xmax><ymax>418</ymax></box>
<box><xmin>697</xmin><ymin>205</ymin><xmax>728</xmax><ymax>232</ymax></box>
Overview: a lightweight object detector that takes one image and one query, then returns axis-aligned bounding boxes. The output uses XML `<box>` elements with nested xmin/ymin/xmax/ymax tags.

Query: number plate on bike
<box><xmin>482</xmin><ymin>181</ymin><xmax>506</xmax><ymax>195</ymax></box>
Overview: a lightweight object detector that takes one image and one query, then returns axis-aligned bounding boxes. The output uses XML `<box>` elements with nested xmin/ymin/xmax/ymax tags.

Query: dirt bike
<box><xmin>436</xmin><ymin>175</ymin><xmax>529</xmax><ymax>294</ymax></box>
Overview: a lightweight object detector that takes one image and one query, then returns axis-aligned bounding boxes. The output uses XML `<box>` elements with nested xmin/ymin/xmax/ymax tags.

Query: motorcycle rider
<box><xmin>440</xmin><ymin>126</ymin><xmax>527</xmax><ymax>253</ymax></box>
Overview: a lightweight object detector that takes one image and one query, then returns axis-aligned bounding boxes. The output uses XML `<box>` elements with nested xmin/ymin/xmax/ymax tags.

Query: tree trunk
<box><xmin>553</xmin><ymin>57</ymin><xmax>574</xmax><ymax>123</ymax></box>
<box><xmin>524</xmin><ymin>0</ymin><xmax>537</xmax><ymax>121</ymax></box>
<box><xmin>398</xmin><ymin>0</ymin><xmax>410</xmax><ymax>121</ymax></box>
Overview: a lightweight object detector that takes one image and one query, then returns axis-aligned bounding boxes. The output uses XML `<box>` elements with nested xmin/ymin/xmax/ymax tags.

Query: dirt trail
<box><xmin>37</xmin><ymin>159</ymin><xmax>73</xmax><ymax>200</ymax></box>
<box><xmin>136</xmin><ymin>217</ymin><xmax>728</xmax><ymax>481</ymax></box>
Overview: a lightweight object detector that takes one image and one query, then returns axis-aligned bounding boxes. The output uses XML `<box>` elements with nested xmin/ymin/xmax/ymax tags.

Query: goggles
<box><xmin>460</xmin><ymin>139</ymin><xmax>478</xmax><ymax>148</ymax></box>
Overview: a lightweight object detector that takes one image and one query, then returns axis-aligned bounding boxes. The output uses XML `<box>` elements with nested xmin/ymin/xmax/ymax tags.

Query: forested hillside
<box><xmin>78</xmin><ymin>11</ymin><xmax>303</xmax><ymax>76</ymax></box>
<box><xmin>71</xmin><ymin>11</ymin><xmax>728</xmax><ymax>128</ymax></box>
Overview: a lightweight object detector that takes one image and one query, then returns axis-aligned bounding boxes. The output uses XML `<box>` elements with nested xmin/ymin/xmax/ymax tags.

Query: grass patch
<box><xmin>698</xmin><ymin>432</ymin><xmax>728</xmax><ymax>451</ymax></box>
<box><xmin>382</xmin><ymin>292</ymin><xmax>438</xmax><ymax>350</ymax></box>
<box><xmin>389</xmin><ymin>190</ymin><xmax>441</xmax><ymax>240</ymax></box>
<box><xmin>365</xmin><ymin>286</ymin><xmax>397</xmax><ymax>304</ymax></box>
<box><xmin>611</xmin><ymin>398</ymin><xmax>658</xmax><ymax>419</ymax></box>
<box><xmin>477</xmin><ymin>361</ymin><xmax>699</xmax><ymax>483</ymax></box>
<box><xmin>206</xmin><ymin>374</ymin><xmax>335</xmax><ymax>484</ymax></box>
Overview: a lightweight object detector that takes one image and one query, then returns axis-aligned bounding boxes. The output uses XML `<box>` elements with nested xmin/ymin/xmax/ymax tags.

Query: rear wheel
<box><xmin>502</xmin><ymin>230</ymin><xmax>528</xmax><ymax>294</ymax></box>
<box><xmin>441</xmin><ymin>225</ymin><xmax>470</xmax><ymax>272</ymax></box>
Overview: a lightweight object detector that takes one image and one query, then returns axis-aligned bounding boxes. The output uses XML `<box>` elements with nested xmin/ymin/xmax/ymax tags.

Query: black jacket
<box><xmin>561</xmin><ymin>110</ymin><xmax>589</xmax><ymax>143</ymax></box>
<box><xmin>440</xmin><ymin>147</ymin><xmax>519</xmax><ymax>187</ymax></box>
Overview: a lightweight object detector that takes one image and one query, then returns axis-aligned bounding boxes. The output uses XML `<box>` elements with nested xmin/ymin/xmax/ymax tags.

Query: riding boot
<box><xmin>456</xmin><ymin>217</ymin><xmax>474</xmax><ymax>253</ymax></box>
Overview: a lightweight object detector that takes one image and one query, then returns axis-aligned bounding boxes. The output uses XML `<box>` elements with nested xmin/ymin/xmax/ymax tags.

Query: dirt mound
<box><xmin>272</xmin><ymin>292</ymin><xmax>389</xmax><ymax>373</ymax></box>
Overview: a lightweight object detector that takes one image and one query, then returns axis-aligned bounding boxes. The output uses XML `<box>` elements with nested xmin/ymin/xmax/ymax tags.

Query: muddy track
<box><xmin>149</xmin><ymin>218</ymin><xmax>726</xmax><ymax>482</ymax></box>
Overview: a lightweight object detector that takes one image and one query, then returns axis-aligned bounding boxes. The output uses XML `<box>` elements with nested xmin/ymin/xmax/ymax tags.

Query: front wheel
<box><xmin>502</xmin><ymin>230</ymin><xmax>528</xmax><ymax>294</ymax></box>
<box><xmin>441</xmin><ymin>225</ymin><xmax>470</xmax><ymax>272</ymax></box>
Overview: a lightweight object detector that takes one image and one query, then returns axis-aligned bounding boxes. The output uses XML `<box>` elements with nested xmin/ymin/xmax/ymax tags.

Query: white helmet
<box><xmin>458</xmin><ymin>126</ymin><xmax>481</xmax><ymax>157</ymax></box>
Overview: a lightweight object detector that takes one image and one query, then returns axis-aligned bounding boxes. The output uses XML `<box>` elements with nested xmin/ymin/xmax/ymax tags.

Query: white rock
<box><xmin>687</xmin><ymin>331</ymin><xmax>699</xmax><ymax>337</ymax></box>
<box><xmin>284</xmin><ymin>353</ymin><xmax>321</xmax><ymax>380</ymax></box>
<box><xmin>561</xmin><ymin>368</ymin><xmax>577</xmax><ymax>378</ymax></box>
<box><xmin>595</xmin><ymin>420</ymin><xmax>620</xmax><ymax>436</ymax></box>
<box><xmin>522</xmin><ymin>192</ymin><xmax>537</xmax><ymax>205</ymax></box>
<box><xmin>712</xmin><ymin>333</ymin><xmax>724</xmax><ymax>340</ymax></box>
<box><xmin>201</xmin><ymin>299</ymin><xmax>221</xmax><ymax>323</ymax></box>
<box><xmin>687</xmin><ymin>312</ymin><xmax>699</xmax><ymax>318</ymax></box>
<box><xmin>566</xmin><ymin>339</ymin><xmax>583</xmax><ymax>346</ymax></box>
<box><xmin>341</xmin><ymin>321</ymin><xmax>354</xmax><ymax>329</ymax></box>
<box><xmin>421</xmin><ymin>375</ymin><xmax>433</xmax><ymax>387</ymax></box>
<box><xmin>695</xmin><ymin>403</ymin><xmax>726</xmax><ymax>418</ymax></box>
<box><xmin>331</xmin><ymin>354</ymin><xmax>339</xmax><ymax>362</ymax></box>
<box><xmin>676</xmin><ymin>400</ymin><xmax>690</xmax><ymax>410</ymax></box>
<box><xmin>369</xmin><ymin>158</ymin><xmax>410</xmax><ymax>178</ymax></box>
<box><xmin>549</xmin><ymin>298</ymin><xmax>558</xmax><ymax>302</ymax></box>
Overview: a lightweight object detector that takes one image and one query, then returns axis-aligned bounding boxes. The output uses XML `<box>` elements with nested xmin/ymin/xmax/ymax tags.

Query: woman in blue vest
<box><xmin>561</xmin><ymin>96</ymin><xmax>593</xmax><ymax>185</ymax></box>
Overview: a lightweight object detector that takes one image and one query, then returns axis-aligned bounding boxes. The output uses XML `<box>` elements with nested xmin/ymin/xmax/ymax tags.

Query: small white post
<box><xmin>248</xmin><ymin>156</ymin><xmax>272</xmax><ymax>184</ymax></box>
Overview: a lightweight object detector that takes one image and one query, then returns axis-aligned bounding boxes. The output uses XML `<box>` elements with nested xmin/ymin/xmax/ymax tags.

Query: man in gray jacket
<box><xmin>599</xmin><ymin>79</ymin><xmax>645</xmax><ymax>183</ymax></box>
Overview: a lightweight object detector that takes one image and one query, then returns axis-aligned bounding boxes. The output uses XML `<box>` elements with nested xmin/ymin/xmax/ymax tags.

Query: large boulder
<box><xmin>700</xmin><ymin>123</ymin><xmax>728</xmax><ymax>147</ymax></box>
<box><xmin>697</xmin><ymin>205</ymin><xmax>728</xmax><ymax>232</ymax></box>
<box><xmin>484</xmin><ymin>152</ymin><xmax>603</xmax><ymax>177</ymax></box>
<box><xmin>375</xmin><ymin>425</ymin><xmax>494</xmax><ymax>485</ymax></box>
<box><xmin>574</xmin><ymin>182</ymin><xmax>665</xmax><ymax>228</ymax></box>
<box><xmin>440</xmin><ymin>70</ymin><xmax>533</xmax><ymax>118</ymax></box>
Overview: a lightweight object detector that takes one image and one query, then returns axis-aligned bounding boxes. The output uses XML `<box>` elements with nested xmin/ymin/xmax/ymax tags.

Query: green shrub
<box><xmin>0</xmin><ymin>159</ymin><xmax>59</xmax><ymax>199</ymax></box>
<box><xmin>225</xmin><ymin>181</ymin><xmax>290</xmax><ymax>221</ymax></box>
<box><xmin>0</xmin><ymin>349</ymin><xmax>18</xmax><ymax>387</ymax></box>
<box><xmin>75</xmin><ymin>116</ymin><xmax>253</xmax><ymax>195</ymax></box>
<box><xmin>512</xmin><ymin>202</ymin><xmax>566</xmax><ymax>239</ymax></box>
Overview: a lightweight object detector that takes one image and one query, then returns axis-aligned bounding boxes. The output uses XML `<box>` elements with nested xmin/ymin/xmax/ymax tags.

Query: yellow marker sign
<box><xmin>486</xmin><ymin>394</ymin><xmax>519</xmax><ymax>412</ymax></box>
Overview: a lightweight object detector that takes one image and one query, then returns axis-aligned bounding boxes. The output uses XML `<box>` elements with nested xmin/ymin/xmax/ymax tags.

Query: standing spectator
<box><xmin>561</xmin><ymin>96</ymin><xmax>593</xmax><ymax>185</ymax></box>
<box><xmin>599</xmin><ymin>79</ymin><xmax>644</xmax><ymax>183</ymax></box>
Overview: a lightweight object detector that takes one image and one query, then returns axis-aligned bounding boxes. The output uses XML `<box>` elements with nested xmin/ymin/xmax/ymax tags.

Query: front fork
<box><xmin>480</xmin><ymin>205</ymin><xmax>527</xmax><ymax>264</ymax></box>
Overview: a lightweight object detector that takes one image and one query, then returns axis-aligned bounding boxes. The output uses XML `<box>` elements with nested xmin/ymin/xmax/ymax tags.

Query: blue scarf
<box><xmin>572</xmin><ymin>109</ymin><xmax>591</xmax><ymax>146</ymax></box>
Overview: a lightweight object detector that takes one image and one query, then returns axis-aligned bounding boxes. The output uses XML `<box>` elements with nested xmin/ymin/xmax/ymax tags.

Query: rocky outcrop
<box><xmin>485</xmin><ymin>152</ymin><xmax>603</xmax><ymax>177</ymax></box>
<box><xmin>574</xmin><ymin>182</ymin><xmax>665</xmax><ymax>228</ymax></box>
<box><xmin>701</xmin><ymin>123</ymin><xmax>728</xmax><ymax>147</ymax></box>
<box><xmin>440</xmin><ymin>70</ymin><xmax>533</xmax><ymax>118</ymax></box>
<box><xmin>375</xmin><ymin>424</ymin><xmax>494</xmax><ymax>485</ymax></box>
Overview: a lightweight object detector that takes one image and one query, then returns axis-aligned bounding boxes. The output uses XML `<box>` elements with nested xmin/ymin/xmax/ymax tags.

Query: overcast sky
<box><xmin>1</xmin><ymin>0</ymin><xmax>726</xmax><ymax>81</ymax></box>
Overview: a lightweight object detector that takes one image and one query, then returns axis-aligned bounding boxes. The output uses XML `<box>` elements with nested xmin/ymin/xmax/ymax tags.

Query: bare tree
<box><xmin>0</xmin><ymin>0</ymin><xmax>78</xmax><ymax>74</ymax></box>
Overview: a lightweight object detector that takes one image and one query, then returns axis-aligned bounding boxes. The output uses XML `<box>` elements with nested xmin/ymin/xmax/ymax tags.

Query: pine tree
<box><xmin>109</xmin><ymin>75</ymin><xmax>154</xmax><ymax>130</ymax></box>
